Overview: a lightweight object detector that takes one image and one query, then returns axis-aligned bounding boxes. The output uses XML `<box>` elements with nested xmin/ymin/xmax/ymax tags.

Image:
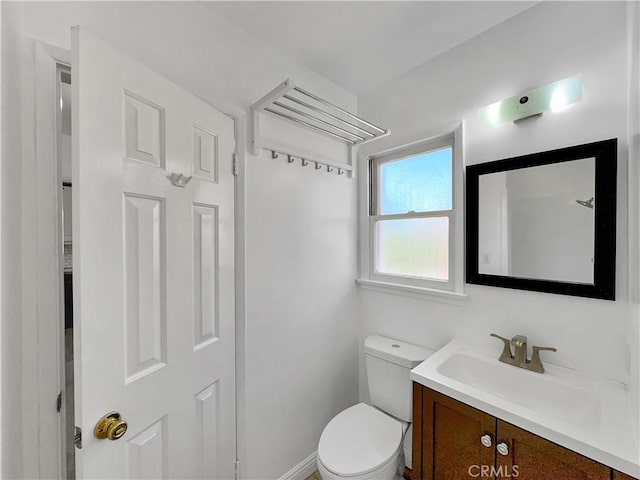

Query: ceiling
<box><xmin>207</xmin><ymin>1</ymin><xmax>538</xmax><ymax>95</ymax></box>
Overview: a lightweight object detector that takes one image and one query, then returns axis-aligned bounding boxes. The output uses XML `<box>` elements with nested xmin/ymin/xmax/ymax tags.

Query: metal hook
<box><xmin>576</xmin><ymin>196</ymin><xmax>594</xmax><ymax>209</ymax></box>
<box><xmin>338</xmin><ymin>169</ymin><xmax>344</xmax><ymax>175</ymax></box>
<box><xmin>168</xmin><ymin>172</ymin><xmax>193</xmax><ymax>188</ymax></box>
<box><xmin>315</xmin><ymin>162</ymin><xmax>323</xmax><ymax>170</ymax></box>
<box><xmin>301</xmin><ymin>158</ymin><xmax>308</xmax><ymax>166</ymax></box>
<box><xmin>287</xmin><ymin>154</ymin><xmax>295</xmax><ymax>163</ymax></box>
<box><xmin>271</xmin><ymin>150</ymin><xmax>279</xmax><ymax>159</ymax></box>
<box><xmin>327</xmin><ymin>165</ymin><xmax>334</xmax><ymax>173</ymax></box>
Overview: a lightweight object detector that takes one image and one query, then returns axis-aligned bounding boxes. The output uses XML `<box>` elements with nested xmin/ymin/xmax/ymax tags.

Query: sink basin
<box><xmin>436</xmin><ymin>352</ymin><xmax>601</xmax><ymax>430</ymax></box>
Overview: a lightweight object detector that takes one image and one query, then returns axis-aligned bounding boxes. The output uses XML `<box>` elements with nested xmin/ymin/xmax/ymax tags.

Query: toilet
<box><xmin>317</xmin><ymin>335</ymin><xmax>434</xmax><ymax>480</ymax></box>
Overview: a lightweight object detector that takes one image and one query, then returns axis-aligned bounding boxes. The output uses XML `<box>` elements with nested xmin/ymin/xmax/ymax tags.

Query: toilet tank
<box><xmin>365</xmin><ymin>335</ymin><xmax>433</xmax><ymax>422</ymax></box>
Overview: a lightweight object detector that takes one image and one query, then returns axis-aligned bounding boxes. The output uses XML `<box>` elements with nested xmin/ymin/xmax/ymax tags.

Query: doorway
<box><xmin>58</xmin><ymin>64</ymin><xmax>75</xmax><ymax>480</ymax></box>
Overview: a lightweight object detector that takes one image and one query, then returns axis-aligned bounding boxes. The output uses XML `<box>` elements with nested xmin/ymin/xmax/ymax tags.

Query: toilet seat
<box><xmin>317</xmin><ymin>403</ymin><xmax>403</xmax><ymax>478</ymax></box>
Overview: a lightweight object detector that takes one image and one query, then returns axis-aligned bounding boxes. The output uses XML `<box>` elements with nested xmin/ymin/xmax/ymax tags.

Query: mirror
<box><xmin>466</xmin><ymin>139</ymin><xmax>617</xmax><ymax>300</ymax></box>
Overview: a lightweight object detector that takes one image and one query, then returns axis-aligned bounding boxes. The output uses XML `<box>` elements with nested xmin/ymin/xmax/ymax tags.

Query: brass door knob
<box><xmin>94</xmin><ymin>411</ymin><xmax>128</xmax><ymax>440</ymax></box>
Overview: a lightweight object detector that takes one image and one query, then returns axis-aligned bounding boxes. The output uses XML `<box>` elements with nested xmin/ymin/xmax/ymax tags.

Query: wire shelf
<box><xmin>250</xmin><ymin>79</ymin><xmax>390</xmax><ymax>157</ymax></box>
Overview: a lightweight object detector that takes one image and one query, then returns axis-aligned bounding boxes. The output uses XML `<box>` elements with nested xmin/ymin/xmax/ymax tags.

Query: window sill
<box><xmin>355</xmin><ymin>278</ymin><xmax>469</xmax><ymax>304</ymax></box>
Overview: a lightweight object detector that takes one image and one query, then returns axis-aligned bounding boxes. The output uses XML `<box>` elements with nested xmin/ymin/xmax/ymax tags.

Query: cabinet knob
<box><xmin>496</xmin><ymin>442</ymin><xmax>509</xmax><ymax>456</ymax></box>
<box><xmin>480</xmin><ymin>434</ymin><xmax>492</xmax><ymax>448</ymax></box>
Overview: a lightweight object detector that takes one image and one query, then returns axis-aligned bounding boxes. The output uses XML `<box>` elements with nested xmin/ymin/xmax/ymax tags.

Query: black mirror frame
<box><xmin>466</xmin><ymin>138</ymin><xmax>617</xmax><ymax>300</ymax></box>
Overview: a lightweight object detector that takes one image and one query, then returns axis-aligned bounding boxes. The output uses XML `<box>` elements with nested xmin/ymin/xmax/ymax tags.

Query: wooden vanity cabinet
<box><xmin>412</xmin><ymin>383</ymin><xmax>617</xmax><ymax>480</ymax></box>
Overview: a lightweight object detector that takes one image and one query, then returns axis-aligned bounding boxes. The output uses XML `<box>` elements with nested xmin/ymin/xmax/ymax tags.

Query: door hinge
<box><xmin>74</xmin><ymin>426</ymin><xmax>82</xmax><ymax>450</ymax></box>
<box><xmin>56</xmin><ymin>392</ymin><xmax>62</xmax><ymax>413</ymax></box>
<box><xmin>235</xmin><ymin>459</ymin><xmax>240</xmax><ymax>480</ymax></box>
<box><xmin>232</xmin><ymin>153</ymin><xmax>239</xmax><ymax>176</ymax></box>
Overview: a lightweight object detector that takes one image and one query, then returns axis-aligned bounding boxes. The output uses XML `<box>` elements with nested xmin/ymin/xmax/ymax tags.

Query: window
<box><xmin>359</xmin><ymin>127</ymin><xmax>464</xmax><ymax>295</ymax></box>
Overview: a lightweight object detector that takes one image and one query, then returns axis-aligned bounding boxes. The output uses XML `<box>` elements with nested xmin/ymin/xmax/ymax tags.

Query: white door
<box><xmin>72</xmin><ymin>27</ymin><xmax>236</xmax><ymax>479</ymax></box>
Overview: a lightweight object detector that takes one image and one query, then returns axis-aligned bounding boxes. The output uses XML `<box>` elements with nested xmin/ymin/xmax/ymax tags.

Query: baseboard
<box><xmin>278</xmin><ymin>451</ymin><xmax>318</xmax><ymax>480</ymax></box>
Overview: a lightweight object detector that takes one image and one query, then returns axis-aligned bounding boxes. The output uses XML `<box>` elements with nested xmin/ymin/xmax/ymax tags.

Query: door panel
<box><xmin>123</xmin><ymin>193</ymin><xmax>166</xmax><ymax>382</ymax></box>
<box><xmin>72</xmin><ymin>27</ymin><xmax>235</xmax><ymax>479</ymax></box>
<box><xmin>126</xmin><ymin>417</ymin><xmax>167</xmax><ymax>479</ymax></box>
<box><xmin>192</xmin><ymin>126</ymin><xmax>218</xmax><ymax>182</ymax></box>
<box><xmin>124</xmin><ymin>91</ymin><xmax>165</xmax><ymax>167</ymax></box>
<box><xmin>193</xmin><ymin>203</ymin><xmax>219</xmax><ymax>349</ymax></box>
<box><xmin>195</xmin><ymin>382</ymin><xmax>219</xmax><ymax>479</ymax></box>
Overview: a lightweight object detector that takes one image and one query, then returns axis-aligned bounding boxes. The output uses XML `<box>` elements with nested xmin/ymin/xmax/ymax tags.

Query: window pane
<box><xmin>376</xmin><ymin>218</ymin><xmax>449</xmax><ymax>280</ymax></box>
<box><xmin>379</xmin><ymin>147</ymin><xmax>452</xmax><ymax>215</ymax></box>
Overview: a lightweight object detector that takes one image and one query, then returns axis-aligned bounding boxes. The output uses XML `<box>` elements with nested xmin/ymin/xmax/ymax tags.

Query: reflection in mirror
<box><xmin>466</xmin><ymin>139</ymin><xmax>617</xmax><ymax>300</ymax></box>
<box><xmin>478</xmin><ymin>158</ymin><xmax>595</xmax><ymax>284</ymax></box>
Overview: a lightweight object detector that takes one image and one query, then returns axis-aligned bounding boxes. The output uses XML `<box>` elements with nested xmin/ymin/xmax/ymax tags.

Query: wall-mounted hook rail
<box><xmin>263</xmin><ymin>147</ymin><xmax>353</xmax><ymax>177</ymax></box>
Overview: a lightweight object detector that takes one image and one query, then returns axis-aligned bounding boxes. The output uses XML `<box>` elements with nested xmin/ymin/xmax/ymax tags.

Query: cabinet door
<box><xmin>496</xmin><ymin>420</ymin><xmax>610</xmax><ymax>480</ymax></box>
<box><xmin>422</xmin><ymin>387</ymin><xmax>496</xmax><ymax>480</ymax></box>
<box><xmin>613</xmin><ymin>471</ymin><xmax>639</xmax><ymax>480</ymax></box>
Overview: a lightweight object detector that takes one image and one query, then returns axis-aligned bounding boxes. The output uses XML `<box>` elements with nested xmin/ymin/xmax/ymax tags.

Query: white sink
<box><xmin>410</xmin><ymin>340</ymin><xmax>639</xmax><ymax>478</ymax></box>
<box><xmin>436</xmin><ymin>352</ymin><xmax>601</xmax><ymax>429</ymax></box>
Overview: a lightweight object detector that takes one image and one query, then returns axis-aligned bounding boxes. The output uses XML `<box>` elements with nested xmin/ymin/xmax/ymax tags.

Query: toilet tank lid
<box><xmin>364</xmin><ymin>335</ymin><xmax>434</xmax><ymax>368</ymax></box>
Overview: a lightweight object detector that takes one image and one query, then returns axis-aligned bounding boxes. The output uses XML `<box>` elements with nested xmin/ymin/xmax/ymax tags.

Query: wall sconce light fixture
<box><xmin>480</xmin><ymin>75</ymin><xmax>582</xmax><ymax>127</ymax></box>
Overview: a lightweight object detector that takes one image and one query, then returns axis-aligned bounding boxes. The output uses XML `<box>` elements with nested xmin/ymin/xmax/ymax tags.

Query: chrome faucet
<box><xmin>490</xmin><ymin>333</ymin><xmax>557</xmax><ymax>374</ymax></box>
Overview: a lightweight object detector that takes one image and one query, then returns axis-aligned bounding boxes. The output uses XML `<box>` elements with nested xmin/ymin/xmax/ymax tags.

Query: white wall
<box><xmin>245</xmin><ymin>148</ymin><xmax>358</xmax><ymax>478</ymax></box>
<box><xmin>1</xmin><ymin>3</ymin><xmax>26</xmax><ymax>478</ymax></box>
<box><xmin>2</xmin><ymin>2</ymin><xmax>359</xmax><ymax>478</ymax></box>
<box><xmin>357</xmin><ymin>2</ymin><xmax>634</xmax><ymax>404</ymax></box>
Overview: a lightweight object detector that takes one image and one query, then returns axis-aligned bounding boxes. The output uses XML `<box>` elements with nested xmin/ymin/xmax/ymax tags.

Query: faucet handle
<box><xmin>490</xmin><ymin>333</ymin><xmax>510</xmax><ymax>343</ymax></box>
<box><xmin>490</xmin><ymin>333</ymin><xmax>513</xmax><ymax>361</ymax></box>
<box><xmin>529</xmin><ymin>345</ymin><xmax>557</xmax><ymax>373</ymax></box>
<box><xmin>532</xmin><ymin>346</ymin><xmax>557</xmax><ymax>355</ymax></box>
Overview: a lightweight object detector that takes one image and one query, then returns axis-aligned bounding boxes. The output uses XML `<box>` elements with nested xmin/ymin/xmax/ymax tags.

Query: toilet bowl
<box><xmin>317</xmin><ymin>336</ymin><xmax>433</xmax><ymax>480</ymax></box>
<box><xmin>317</xmin><ymin>403</ymin><xmax>405</xmax><ymax>480</ymax></box>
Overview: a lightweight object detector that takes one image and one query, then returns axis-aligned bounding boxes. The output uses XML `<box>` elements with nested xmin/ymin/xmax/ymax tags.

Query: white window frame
<box><xmin>357</xmin><ymin>122</ymin><xmax>467</xmax><ymax>300</ymax></box>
